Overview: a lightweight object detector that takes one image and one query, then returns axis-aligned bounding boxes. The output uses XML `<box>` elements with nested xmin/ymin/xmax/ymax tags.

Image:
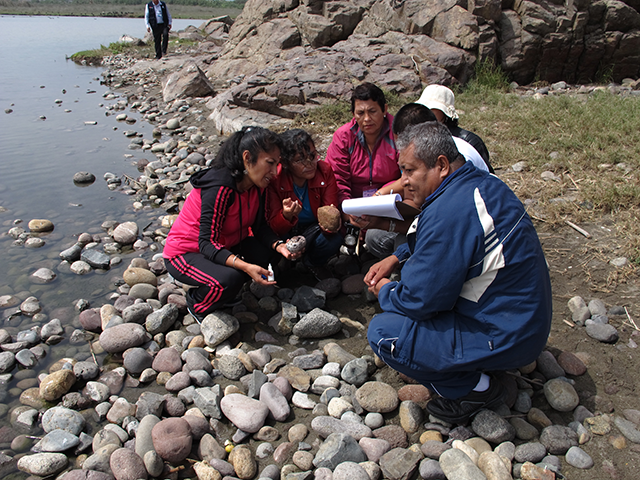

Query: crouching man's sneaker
<box><xmin>426</xmin><ymin>376</ymin><xmax>505</xmax><ymax>424</ymax></box>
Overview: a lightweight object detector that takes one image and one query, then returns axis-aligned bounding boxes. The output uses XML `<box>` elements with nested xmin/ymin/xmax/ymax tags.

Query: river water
<box><xmin>0</xmin><ymin>15</ymin><xmax>201</xmax><ymax>430</ymax></box>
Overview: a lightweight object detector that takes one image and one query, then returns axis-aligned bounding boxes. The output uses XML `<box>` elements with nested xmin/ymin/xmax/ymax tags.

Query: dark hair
<box><xmin>279</xmin><ymin>129</ymin><xmax>315</xmax><ymax>169</ymax></box>
<box><xmin>392</xmin><ymin>103</ymin><xmax>438</xmax><ymax>136</ymax></box>
<box><xmin>396</xmin><ymin>121</ymin><xmax>462</xmax><ymax>169</ymax></box>
<box><xmin>351</xmin><ymin>82</ymin><xmax>386</xmax><ymax>113</ymax></box>
<box><xmin>213</xmin><ymin>126</ymin><xmax>283</xmax><ymax>180</ymax></box>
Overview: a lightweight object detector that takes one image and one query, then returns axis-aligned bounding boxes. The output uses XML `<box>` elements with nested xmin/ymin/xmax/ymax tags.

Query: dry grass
<box><xmin>459</xmin><ymin>89</ymin><xmax>640</xmax><ymax>265</ymax></box>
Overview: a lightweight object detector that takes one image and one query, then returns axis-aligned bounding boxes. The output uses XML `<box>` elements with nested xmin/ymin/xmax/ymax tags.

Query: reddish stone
<box><xmin>397</xmin><ymin>384</ymin><xmax>432</xmax><ymax>403</ymax></box>
<box><xmin>152</xmin><ymin>418</ymin><xmax>192</xmax><ymax>463</ymax></box>
<box><xmin>152</xmin><ymin>347</ymin><xmax>183</xmax><ymax>374</ymax></box>
<box><xmin>273</xmin><ymin>441</ymin><xmax>296</xmax><ymax>464</ymax></box>
<box><xmin>78</xmin><ymin>308</ymin><xmax>102</xmax><ymax>332</ymax></box>
<box><xmin>373</xmin><ymin>425</ymin><xmax>408</xmax><ymax>449</ymax></box>
<box><xmin>557</xmin><ymin>351</ymin><xmax>587</xmax><ymax>376</ymax></box>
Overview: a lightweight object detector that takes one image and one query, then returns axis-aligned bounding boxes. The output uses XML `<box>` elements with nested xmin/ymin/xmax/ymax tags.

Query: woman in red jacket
<box><xmin>163</xmin><ymin>127</ymin><xmax>298</xmax><ymax>321</ymax></box>
<box><xmin>266</xmin><ymin>129</ymin><xmax>343</xmax><ymax>268</ymax></box>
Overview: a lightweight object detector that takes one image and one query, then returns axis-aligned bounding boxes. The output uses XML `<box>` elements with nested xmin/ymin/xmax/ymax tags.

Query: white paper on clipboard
<box><xmin>342</xmin><ymin>194</ymin><xmax>404</xmax><ymax>220</ymax></box>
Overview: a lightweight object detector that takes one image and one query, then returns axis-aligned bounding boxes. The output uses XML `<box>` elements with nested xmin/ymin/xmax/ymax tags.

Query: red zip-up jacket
<box><xmin>163</xmin><ymin>166</ymin><xmax>279</xmax><ymax>264</ymax></box>
<box><xmin>265</xmin><ymin>161</ymin><xmax>339</xmax><ymax>237</ymax></box>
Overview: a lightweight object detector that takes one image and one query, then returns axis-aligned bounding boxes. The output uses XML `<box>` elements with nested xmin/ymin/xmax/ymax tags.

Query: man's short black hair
<box><xmin>351</xmin><ymin>82</ymin><xmax>386</xmax><ymax>113</ymax></box>
<box><xmin>392</xmin><ymin>103</ymin><xmax>437</xmax><ymax>136</ymax></box>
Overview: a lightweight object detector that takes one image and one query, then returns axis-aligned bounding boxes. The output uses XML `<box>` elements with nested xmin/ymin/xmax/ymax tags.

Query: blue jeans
<box><xmin>365</xmin><ymin>229</ymin><xmax>407</xmax><ymax>259</ymax></box>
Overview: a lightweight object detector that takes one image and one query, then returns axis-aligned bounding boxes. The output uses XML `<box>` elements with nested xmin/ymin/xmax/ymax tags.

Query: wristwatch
<box><xmin>388</xmin><ymin>220</ymin><xmax>396</xmax><ymax>233</ymax></box>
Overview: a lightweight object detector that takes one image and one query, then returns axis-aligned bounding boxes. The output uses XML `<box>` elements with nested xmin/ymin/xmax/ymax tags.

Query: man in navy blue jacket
<box><xmin>365</xmin><ymin>121</ymin><xmax>552</xmax><ymax>424</ymax></box>
<box><xmin>145</xmin><ymin>0</ymin><xmax>172</xmax><ymax>60</ymax></box>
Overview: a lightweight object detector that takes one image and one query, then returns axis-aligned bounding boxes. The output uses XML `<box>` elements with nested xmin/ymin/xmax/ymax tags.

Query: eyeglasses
<box><xmin>292</xmin><ymin>150</ymin><xmax>319</xmax><ymax>166</ymax></box>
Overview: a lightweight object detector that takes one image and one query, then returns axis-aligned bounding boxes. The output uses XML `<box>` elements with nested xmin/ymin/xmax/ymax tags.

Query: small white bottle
<box><xmin>267</xmin><ymin>263</ymin><xmax>275</xmax><ymax>282</ymax></box>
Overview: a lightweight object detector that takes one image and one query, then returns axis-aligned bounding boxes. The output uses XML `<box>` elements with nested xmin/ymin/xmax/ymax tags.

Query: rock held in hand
<box><xmin>317</xmin><ymin>205</ymin><xmax>341</xmax><ymax>232</ymax></box>
<box><xmin>287</xmin><ymin>235</ymin><xmax>306</xmax><ymax>254</ymax></box>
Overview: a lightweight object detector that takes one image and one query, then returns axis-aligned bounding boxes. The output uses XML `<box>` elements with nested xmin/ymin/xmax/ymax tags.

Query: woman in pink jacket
<box><xmin>326</xmin><ymin>83</ymin><xmax>400</xmax><ymax>209</ymax></box>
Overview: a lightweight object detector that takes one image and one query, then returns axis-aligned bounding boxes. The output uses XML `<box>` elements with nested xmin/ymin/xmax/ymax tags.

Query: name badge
<box><xmin>362</xmin><ymin>188</ymin><xmax>376</xmax><ymax>198</ymax></box>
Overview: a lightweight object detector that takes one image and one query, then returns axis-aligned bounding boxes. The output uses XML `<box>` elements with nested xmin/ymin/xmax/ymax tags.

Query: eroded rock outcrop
<box><xmin>102</xmin><ymin>0</ymin><xmax>640</xmax><ymax>131</ymax></box>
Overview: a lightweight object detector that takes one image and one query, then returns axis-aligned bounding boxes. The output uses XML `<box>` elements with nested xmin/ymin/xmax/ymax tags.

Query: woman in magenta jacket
<box><xmin>266</xmin><ymin>129</ymin><xmax>343</xmax><ymax>267</ymax></box>
<box><xmin>325</xmin><ymin>83</ymin><xmax>400</xmax><ymax>210</ymax></box>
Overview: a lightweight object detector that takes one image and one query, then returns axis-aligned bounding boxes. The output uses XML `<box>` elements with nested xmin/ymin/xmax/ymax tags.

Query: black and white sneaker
<box><xmin>186</xmin><ymin>304</ymin><xmax>206</xmax><ymax>325</ymax></box>
<box><xmin>185</xmin><ymin>291</ymin><xmax>206</xmax><ymax>324</ymax></box>
<box><xmin>426</xmin><ymin>376</ymin><xmax>505</xmax><ymax>424</ymax></box>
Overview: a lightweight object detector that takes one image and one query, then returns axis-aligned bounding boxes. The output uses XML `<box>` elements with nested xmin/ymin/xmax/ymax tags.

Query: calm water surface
<box><xmin>0</xmin><ymin>15</ymin><xmax>201</xmax><ymax>430</ymax></box>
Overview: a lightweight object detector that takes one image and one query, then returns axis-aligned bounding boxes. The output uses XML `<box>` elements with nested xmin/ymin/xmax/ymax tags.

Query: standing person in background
<box><xmin>266</xmin><ymin>129</ymin><xmax>343</xmax><ymax>275</ymax></box>
<box><xmin>416</xmin><ymin>84</ymin><xmax>493</xmax><ymax>173</ymax></box>
<box><xmin>145</xmin><ymin>0</ymin><xmax>172</xmax><ymax>60</ymax></box>
<box><xmin>163</xmin><ymin>127</ymin><xmax>299</xmax><ymax>322</ymax></box>
<box><xmin>326</xmin><ymin>82</ymin><xmax>400</xmax><ymax>211</ymax></box>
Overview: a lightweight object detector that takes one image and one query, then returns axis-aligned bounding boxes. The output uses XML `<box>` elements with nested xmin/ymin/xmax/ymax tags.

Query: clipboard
<box><xmin>342</xmin><ymin>194</ymin><xmax>421</xmax><ymax>221</ymax></box>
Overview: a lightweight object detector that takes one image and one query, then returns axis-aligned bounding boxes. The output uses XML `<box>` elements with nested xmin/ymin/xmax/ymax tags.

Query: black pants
<box><xmin>166</xmin><ymin>237</ymin><xmax>278</xmax><ymax>316</ymax></box>
<box><xmin>151</xmin><ymin>24</ymin><xmax>169</xmax><ymax>59</ymax></box>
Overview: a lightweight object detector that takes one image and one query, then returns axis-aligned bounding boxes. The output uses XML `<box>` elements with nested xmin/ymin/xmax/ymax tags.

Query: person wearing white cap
<box><xmin>416</xmin><ymin>85</ymin><xmax>493</xmax><ymax>173</ymax></box>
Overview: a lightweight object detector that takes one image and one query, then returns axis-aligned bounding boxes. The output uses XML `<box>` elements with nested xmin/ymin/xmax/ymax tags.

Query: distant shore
<box><xmin>0</xmin><ymin>4</ymin><xmax>241</xmax><ymax>19</ymax></box>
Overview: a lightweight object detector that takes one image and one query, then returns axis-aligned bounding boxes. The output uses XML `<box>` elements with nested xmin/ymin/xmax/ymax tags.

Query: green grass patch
<box><xmin>70</xmin><ymin>40</ymin><xmax>140</xmax><ymax>64</ymax></box>
<box><xmin>462</xmin><ymin>58</ymin><xmax>511</xmax><ymax>96</ymax></box>
<box><xmin>456</xmin><ymin>87</ymin><xmax>640</xmax><ymax>255</ymax></box>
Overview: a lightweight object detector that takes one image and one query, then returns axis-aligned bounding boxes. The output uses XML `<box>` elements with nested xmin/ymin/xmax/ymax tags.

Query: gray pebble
<box><xmin>341</xmin><ymin>358</ymin><xmax>369</xmax><ymax>387</ymax></box>
<box><xmin>614</xmin><ymin>416</ymin><xmax>640</xmax><ymax>443</ymax></box>
<box><xmin>15</xmin><ymin>349</ymin><xmax>37</xmax><ymax>368</ymax></box>
<box><xmin>42</xmin><ymin>406</ymin><xmax>85</xmax><ymax>435</ymax></box>
<box><xmin>33</xmin><ymin>429</ymin><xmax>80</xmax><ymax>452</ymax></box>
<box><xmin>514</xmin><ymin>442</ymin><xmax>547</xmax><ymax>463</ymax></box>
<box><xmin>364</xmin><ymin>412</ymin><xmax>384</xmax><ymax>429</ymax></box>
<box><xmin>513</xmin><ymin>391</ymin><xmax>532</xmax><ymax>413</ymax></box>
<box><xmin>439</xmin><ymin>448</ymin><xmax>486</xmax><ymax>480</ymax></box>
<box><xmin>471</xmin><ymin>409</ymin><xmax>515</xmax><ymax>443</ymax></box>
<box><xmin>540</xmin><ymin>425</ymin><xmax>578</xmax><ymax>454</ymax></box>
<box><xmin>543</xmin><ymin>378</ymin><xmax>579</xmax><ymax>412</ymax></box>
<box><xmin>217</xmin><ymin>355</ymin><xmax>246</xmax><ymax>380</ymax></box>
<box><xmin>585</xmin><ymin>321</ymin><xmax>619</xmax><ymax>343</ymax></box>
<box><xmin>588</xmin><ymin>299</ymin><xmax>607</xmax><ymax>316</ymax></box>
<box><xmin>565</xmin><ymin>446</ymin><xmax>593</xmax><ymax>469</ymax></box>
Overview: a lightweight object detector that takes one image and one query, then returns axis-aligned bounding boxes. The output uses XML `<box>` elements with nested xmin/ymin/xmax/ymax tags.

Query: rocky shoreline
<box><xmin>3</xmin><ymin>16</ymin><xmax>640</xmax><ymax>480</ymax></box>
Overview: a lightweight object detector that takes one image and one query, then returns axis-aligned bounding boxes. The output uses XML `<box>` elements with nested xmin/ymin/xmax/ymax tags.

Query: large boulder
<box><xmin>163</xmin><ymin>62</ymin><xmax>216</xmax><ymax>103</ymax></box>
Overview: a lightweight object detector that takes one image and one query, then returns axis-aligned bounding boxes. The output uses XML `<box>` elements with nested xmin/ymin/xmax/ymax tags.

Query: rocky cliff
<box><xmin>167</xmin><ymin>0</ymin><xmax>640</xmax><ymax>131</ymax></box>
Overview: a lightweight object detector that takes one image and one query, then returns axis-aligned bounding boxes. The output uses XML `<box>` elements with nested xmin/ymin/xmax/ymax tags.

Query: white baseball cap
<box><xmin>416</xmin><ymin>85</ymin><xmax>459</xmax><ymax>120</ymax></box>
